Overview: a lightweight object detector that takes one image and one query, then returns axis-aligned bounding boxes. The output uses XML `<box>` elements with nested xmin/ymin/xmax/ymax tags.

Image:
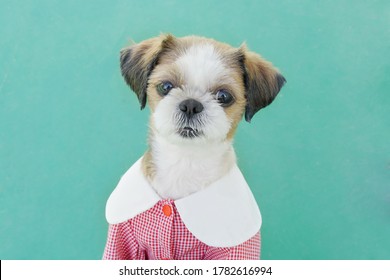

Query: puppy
<box><xmin>103</xmin><ymin>34</ymin><xmax>286</xmax><ymax>260</ymax></box>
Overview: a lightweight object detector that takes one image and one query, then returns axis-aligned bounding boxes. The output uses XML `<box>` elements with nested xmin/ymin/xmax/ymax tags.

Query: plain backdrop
<box><xmin>0</xmin><ymin>0</ymin><xmax>389</xmax><ymax>259</ymax></box>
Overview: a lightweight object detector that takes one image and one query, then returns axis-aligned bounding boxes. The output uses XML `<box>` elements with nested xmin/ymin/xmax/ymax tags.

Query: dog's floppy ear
<box><xmin>120</xmin><ymin>34</ymin><xmax>176</xmax><ymax>109</ymax></box>
<box><xmin>239</xmin><ymin>45</ymin><xmax>286</xmax><ymax>122</ymax></box>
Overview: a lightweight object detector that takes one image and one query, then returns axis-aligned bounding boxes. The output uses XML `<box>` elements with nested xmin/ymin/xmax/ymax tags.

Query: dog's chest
<box><xmin>151</xmin><ymin>153</ymin><xmax>228</xmax><ymax>199</ymax></box>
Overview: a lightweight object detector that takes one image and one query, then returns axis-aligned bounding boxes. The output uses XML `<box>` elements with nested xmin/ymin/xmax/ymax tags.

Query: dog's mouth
<box><xmin>178</xmin><ymin>127</ymin><xmax>202</xmax><ymax>138</ymax></box>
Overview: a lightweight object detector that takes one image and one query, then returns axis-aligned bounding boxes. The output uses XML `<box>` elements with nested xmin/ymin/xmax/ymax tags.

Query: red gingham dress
<box><xmin>103</xmin><ymin>199</ymin><xmax>260</xmax><ymax>260</ymax></box>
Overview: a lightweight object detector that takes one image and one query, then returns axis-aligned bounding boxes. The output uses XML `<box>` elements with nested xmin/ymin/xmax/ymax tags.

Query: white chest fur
<box><xmin>150</xmin><ymin>135</ymin><xmax>236</xmax><ymax>200</ymax></box>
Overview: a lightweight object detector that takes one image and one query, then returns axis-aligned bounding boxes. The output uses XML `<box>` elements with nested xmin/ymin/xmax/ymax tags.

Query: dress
<box><xmin>103</xmin><ymin>158</ymin><xmax>262</xmax><ymax>260</ymax></box>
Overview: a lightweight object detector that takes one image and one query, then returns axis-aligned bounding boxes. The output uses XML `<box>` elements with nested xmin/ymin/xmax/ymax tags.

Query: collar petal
<box><xmin>105</xmin><ymin>158</ymin><xmax>160</xmax><ymax>224</ymax></box>
<box><xmin>175</xmin><ymin>164</ymin><xmax>261</xmax><ymax>247</ymax></box>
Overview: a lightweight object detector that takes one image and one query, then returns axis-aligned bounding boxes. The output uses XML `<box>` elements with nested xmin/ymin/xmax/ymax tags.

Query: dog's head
<box><xmin>120</xmin><ymin>34</ymin><xmax>286</xmax><ymax>144</ymax></box>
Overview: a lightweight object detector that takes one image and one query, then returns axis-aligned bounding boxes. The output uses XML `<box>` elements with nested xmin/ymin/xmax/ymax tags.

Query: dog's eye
<box><xmin>157</xmin><ymin>81</ymin><xmax>174</xmax><ymax>96</ymax></box>
<box><xmin>215</xmin><ymin>90</ymin><xmax>234</xmax><ymax>106</ymax></box>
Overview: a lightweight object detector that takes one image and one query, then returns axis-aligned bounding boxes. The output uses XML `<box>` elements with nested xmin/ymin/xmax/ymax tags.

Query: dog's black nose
<box><xmin>179</xmin><ymin>99</ymin><xmax>204</xmax><ymax>118</ymax></box>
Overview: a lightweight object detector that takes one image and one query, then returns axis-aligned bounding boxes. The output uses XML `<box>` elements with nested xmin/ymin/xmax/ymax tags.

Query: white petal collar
<box><xmin>105</xmin><ymin>157</ymin><xmax>261</xmax><ymax>247</ymax></box>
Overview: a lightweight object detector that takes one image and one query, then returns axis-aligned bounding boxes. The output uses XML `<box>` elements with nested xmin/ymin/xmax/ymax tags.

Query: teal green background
<box><xmin>0</xmin><ymin>0</ymin><xmax>389</xmax><ymax>259</ymax></box>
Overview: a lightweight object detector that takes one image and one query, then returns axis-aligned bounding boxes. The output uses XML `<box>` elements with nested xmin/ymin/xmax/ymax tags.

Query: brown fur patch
<box><xmin>120</xmin><ymin>34</ymin><xmax>177</xmax><ymax>109</ymax></box>
<box><xmin>239</xmin><ymin>45</ymin><xmax>286</xmax><ymax>122</ymax></box>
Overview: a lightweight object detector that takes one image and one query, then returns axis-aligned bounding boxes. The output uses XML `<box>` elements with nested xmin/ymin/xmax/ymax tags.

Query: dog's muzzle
<box><xmin>177</xmin><ymin>99</ymin><xmax>204</xmax><ymax>138</ymax></box>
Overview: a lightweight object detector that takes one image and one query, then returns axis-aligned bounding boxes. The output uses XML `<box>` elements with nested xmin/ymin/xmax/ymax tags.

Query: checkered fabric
<box><xmin>103</xmin><ymin>199</ymin><xmax>261</xmax><ymax>260</ymax></box>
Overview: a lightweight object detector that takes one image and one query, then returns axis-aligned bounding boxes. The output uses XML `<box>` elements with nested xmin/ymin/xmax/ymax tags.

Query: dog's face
<box><xmin>120</xmin><ymin>35</ymin><xmax>285</xmax><ymax>145</ymax></box>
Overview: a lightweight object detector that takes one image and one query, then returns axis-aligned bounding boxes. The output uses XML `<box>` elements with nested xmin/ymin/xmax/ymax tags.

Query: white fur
<box><xmin>150</xmin><ymin>134</ymin><xmax>236</xmax><ymax>199</ymax></box>
<box><xmin>149</xmin><ymin>43</ymin><xmax>237</xmax><ymax>199</ymax></box>
<box><xmin>153</xmin><ymin>86</ymin><xmax>232</xmax><ymax>144</ymax></box>
<box><xmin>175</xmin><ymin>44</ymin><xmax>228</xmax><ymax>91</ymax></box>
